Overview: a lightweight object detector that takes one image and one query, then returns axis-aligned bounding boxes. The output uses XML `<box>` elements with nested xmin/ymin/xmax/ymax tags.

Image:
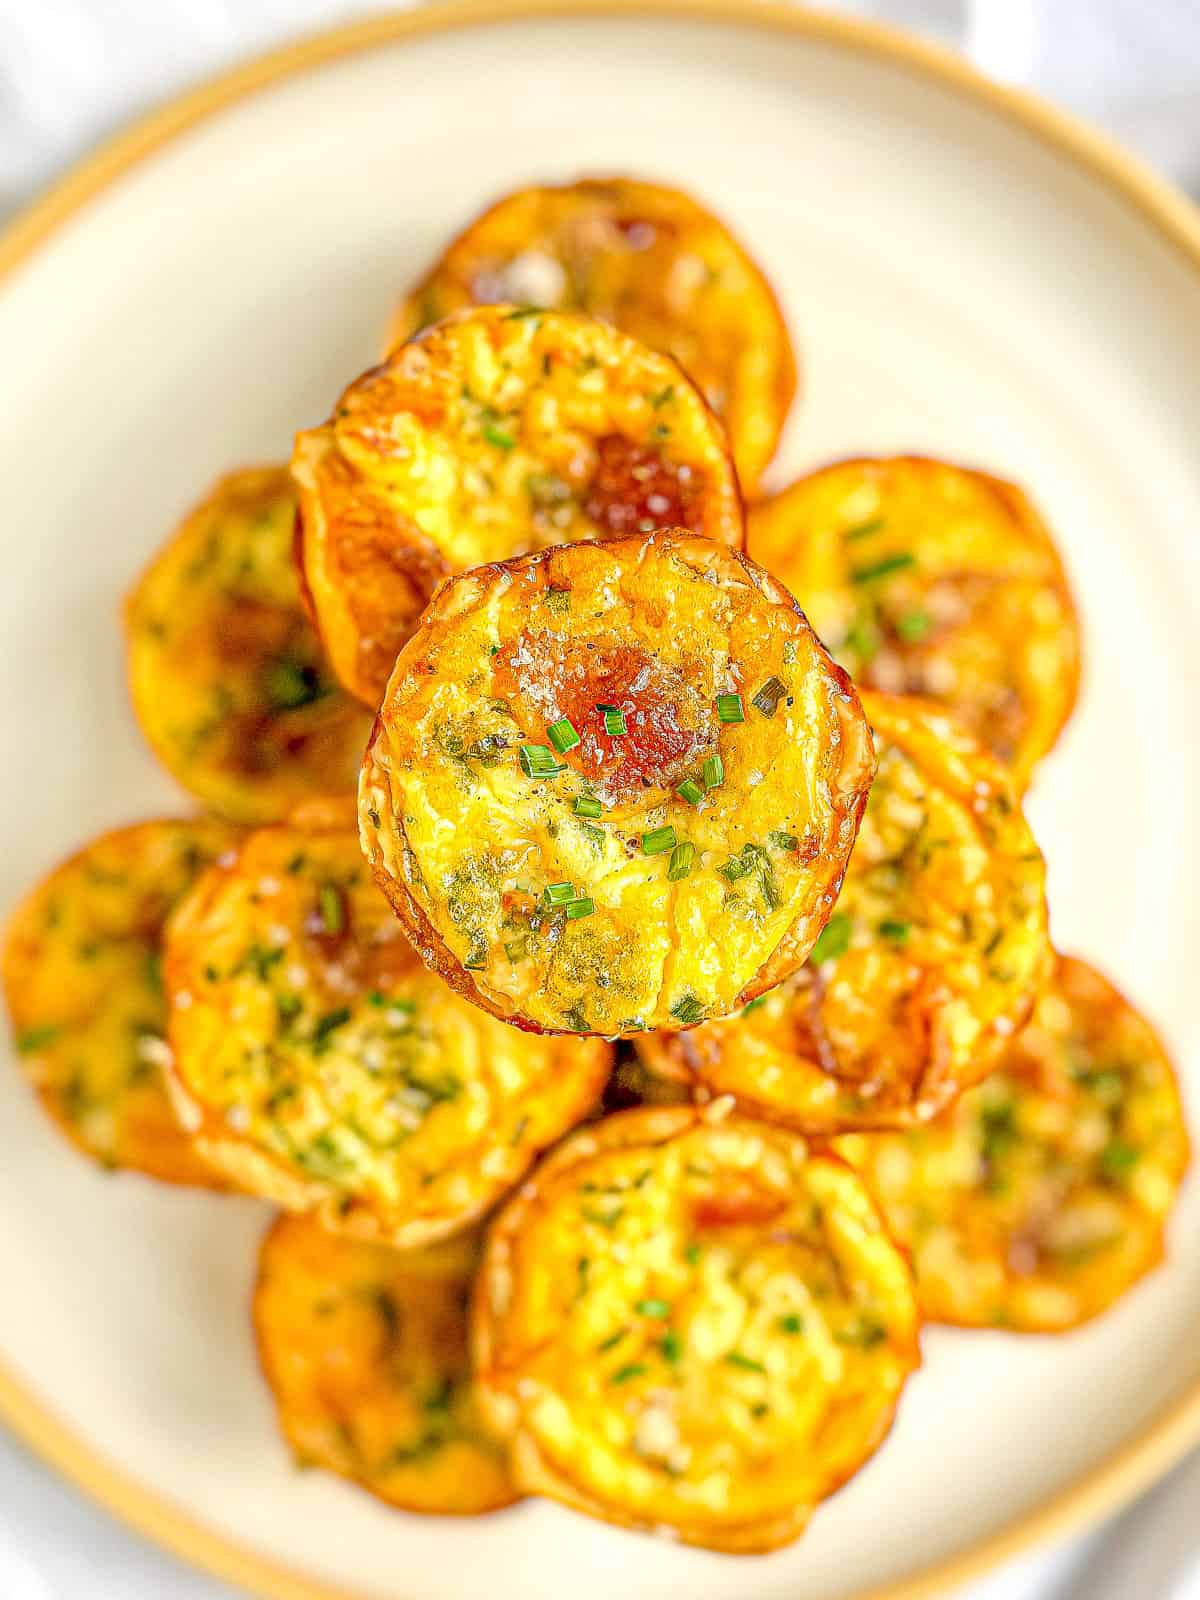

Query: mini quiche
<box><xmin>164</xmin><ymin>799</ymin><xmax>610</xmax><ymax>1244</ymax></box>
<box><xmin>389</xmin><ymin>177</ymin><xmax>796</xmax><ymax>490</ymax></box>
<box><xmin>360</xmin><ymin>530</ymin><xmax>875</xmax><ymax>1038</ymax></box>
<box><xmin>126</xmin><ymin>466</ymin><xmax>371</xmax><ymax>823</ymax></box>
<box><xmin>748</xmin><ymin>457</ymin><xmax>1081</xmax><ymax>788</ymax></box>
<box><xmin>637</xmin><ymin>692</ymin><xmax>1051</xmax><ymax>1128</ymax></box>
<box><xmin>254</xmin><ymin>1214</ymin><xmax>517</xmax><ymax>1514</ymax></box>
<box><xmin>292</xmin><ymin>305</ymin><xmax>744</xmax><ymax>706</ymax></box>
<box><xmin>473</xmin><ymin>1103</ymin><xmax>919</xmax><ymax>1553</ymax></box>
<box><xmin>838</xmin><ymin>955</ymin><xmax>1190</xmax><ymax>1331</ymax></box>
<box><xmin>2</xmin><ymin>818</ymin><xmax>237</xmax><ymax>1184</ymax></box>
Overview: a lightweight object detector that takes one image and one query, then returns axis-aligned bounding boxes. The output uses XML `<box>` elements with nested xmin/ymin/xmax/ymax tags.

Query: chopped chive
<box><xmin>778</xmin><ymin>1313</ymin><xmax>805</xmax><ymax>1334</ymax></box>
<box><xmin>768</xmin><ymin>830</ymin><xmax>799</xmax><ymax>852</ymax></box>
<box><xmin>717</xmin><ymin>852</ymin><xmax>752</xmax><ymax>884</ymax></box>
<box><xmin>15</xmin><ymin>1023</ymin><xmax>61</xmax><ymax>1054</ymax></box>
<box><xmin>837</xmin><ymin>1316</ymin><xmax>888</xmax><ymax>1349</ymax></box>
<box><xmin>597</xmin><ymin>704</ymin><xmax>626</xmax><ymax>738</ymax></box>
<box><xmin>313</xmin><ymin>1007</ymin><xmax>352</xmax><ymax>1044</ymax></box>
<box><xmin>667</xmin><ymin>841</ymin><xmax>695</xmax><ymax>882</ymax></box>
<box><xmin>635</xmin><ymin>1298</ymin><xmax>671</xmax><ymax>1319</ymax></box>
<box><xmin>879</xmin><ymin>919</ymin><xmax>911</xmax><ymax>944</ymax></box>
<box><xmin>519</xmin><ymin>743</ymin><xmax>565</xmax><ymax>778</ymax></box>
<box><xmin>703</xmin><ymin>753</ymin><xmax>724</xmax><ymax>791</ymax></box>
<box><xmin>1099</xmin><ymin>1140</ymin><xmax>1139</xmax><ymax>1181</ymax></box>
<box><xmin>547</xmin><ymin>717</ymin><xmax>580</xmax><ymax>754</ymax></box>
<box><xmin>596</xmin><ymin>1328</ymin><xmax>628</xmax><ymax>1352</ymax></box>
<box><xmin>504</xmin><ymin>936</ymin><xmax>528</xmax><ymax>962</ymax></box>
<box><xmin>543</xmin><ymin>882</ymin><xmax>576</xmax><ymax>907</ymax></box>
<box><xmin>845</xmin><ymin>615</ymin><xmax>881</xmax><ymax>664</ymax></box>
<box><xmin>741</xmin><ymin>995</ymin><xmax>769</xmax><ymax>1015</ymax></box>
<box><xmin>751</xmin><ymin>675</ymin><xmax>787</xmax><ymax>716</ymax></box>
<box><xmin>670</xmin><ymin>995</ymin><xmax>705</xmax><ymax>1025</ymax></box>
<box><xmin>565</xmin><ymin>896</ymin><xmax>595</xmax><ymax>920</ymax></box>
<box><xmin>610</xmin><ymin>1363</ymin><xmax>647</xmax><ymax>1385</ymax></box>
<box><xmin>642</xmin><ymin>826</ymin><xmax>676</xmax><ymax>856</ymax></box>
<box><xmin>852</xmin><ymin>552</ymin><xmax>916</xmax><ymax>584</ymax></box>
<box><xmin>684</xmin><ymin>1243</ymin><xmax>702</xmax><ymax>1265</ymax></box>
<box><xmin>716</xmin><ymin>692</ymin><xmax>744</xmax><ymax>724</ymax></box>
<box><xmin>724</xmin><ymin>1351</ymin><xmax>766</xmax><ymax>1374</ymax></box>
<box><xmin>661</xmin><ymin>1329</ymin><xmax>683</xmax><ymax>1363</ymax></box>
<box><xmin>843</xmin><ymin>516</ymin><xmax>885</xmax><ymax>542</ymax></box>
<box><xmin>574</xmin><ymin>795</ymin><xmax>603</xmax><ymax>818</ymax></box>
<box><xmin>896</xmin><ymin>609</ymin><xmax>932</xmax><ymax>642</ymax></box>
<box><xmin>650</xmin><ymin>384</ymin><xmax>675</xmax><ymax>409</ymax></box>
<box><xmin>482</xmin><ymin>421</ymin><xmax>516</xmax><ymax>450</ymax></box>
<box><xmin>504</xmin><ymin>306</ymin><xmax>543</xmax><ymax>320</ymax></box>
<box><xmin>316</xmin><ymin>882</ymin><xmax>344</xmax><ymax>936</ymax></box>
<box><xmin>810</xmin><ymin>912</ymin><xmax>853</xmax><ymax>964</ymax></box>
<box><xmin>676</xmin><ymin>778</ymin><xmax>704</xmax><ymax>806</ymax></box>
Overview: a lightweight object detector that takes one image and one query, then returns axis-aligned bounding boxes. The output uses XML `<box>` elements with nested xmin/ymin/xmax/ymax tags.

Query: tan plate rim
<box><xmin>2</xmin><ymin>3</ymin><xmax>1200</xmax><ymax>1596</ymax></box>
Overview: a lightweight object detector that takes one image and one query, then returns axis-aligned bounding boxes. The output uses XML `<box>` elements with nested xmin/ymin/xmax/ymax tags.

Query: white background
<box><xmin>1</xmin><ymin>3</ymin><xmax>1198</xmax><ymax>1597</ymax></box>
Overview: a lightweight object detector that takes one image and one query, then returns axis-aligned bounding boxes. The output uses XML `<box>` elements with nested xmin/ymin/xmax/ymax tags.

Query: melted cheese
<box><xmin>390</xmin><ymin>177</ymin><xmax>796</xmax><ymax>490</ymax></box>
<box><xmin>125</xmin><ymin>466</ymin><xmax>370</xmax><ymax>823</ymax></box>
<box><xmin>838</xmin><ymin>955</ymin><xmax>1190</xmax><ymax>1330</ymax></box>
<box><xmin>749</xmin><ymin>457</ymin><xmax>1080</xmax><ymax>788</ymax></box>
<box><xmin>361</xmin><ymin>531</ymin><xmax>875</xmax><ymax>1035</ymax></box>
<box><xmin>474</xmin><ymin>1105</ymin><xmax>918</xmax><ymax>1552</ymax></box>
<box><xmin>2</xmin><ymin>818</ymin><xmax>237</xmax><ymax>1183</ymax></box>
<box><xmin>254</xmin><ymin>1214</ymin><xmax>516</xmax><ymax>1514</ymax></box>
<box><xmin>164</xmin><ymin>803</ymin><xmax>610</xmax><ymax>1242</ymax></box>
<box><xmin>637</xmin><ymin>692</ymin><xmax>1051</xmax><ymax>1126</ymax></box>
<box><xmin>292</xmin><ymin>306</ymin><xmax>744</xmax><ymax>705</ymax></box>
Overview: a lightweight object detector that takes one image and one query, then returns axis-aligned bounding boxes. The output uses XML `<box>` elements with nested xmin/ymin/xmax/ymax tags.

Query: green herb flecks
<box><xmin>642</xmin><ymin>826</ymin><xmax>676</xmax><ymax>857</ymax></box>
<box><xmin>852</xmin><ymin>552</ymin><xmax>915</xmax><ymax>585</ymax></box>
<box><xmin>810</xmin><ymin>912</ymin><xmax>853</xmax><ymax>965</ymax></box>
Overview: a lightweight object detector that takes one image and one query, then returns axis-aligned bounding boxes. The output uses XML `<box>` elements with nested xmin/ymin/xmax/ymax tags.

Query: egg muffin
<box><xmin>254</xmin><ymin>1214</ymin><xmax>517</xmax><ymax>1514</ymax></box>
<box><xmin>637</xmin><ymin>692</ymin><xmax>1051</xmax><ymax>1128</ymax></box>
<box><xmin>389</xmin><ymin>177</ymin><xmax>796</xmax><ymax>490</ymax></box>
<box><xmin>360</xmin><ymin>529</ymin><xmax>875</xmax><ymax>1037</ymax></box>
<box><xmin>164</xmin><ymin>799</ymin><xmax>610</xmax><ymax>1244</ymax></box>
<box><xmin>126</xmin><ymin>467</ymin><xmax>371</xmax><ymax>822</ymax></box>
<box><xmin>292</xmin><ymin>306</ymin><xmax>744</xmax><ymax>706</ymax></box>
<box><xmin>3</xmin><ymin>818</ymin><xmax>237</xmax><ymax>1183</ymax></box>
<box><xmin>838</xmin><ymin>956</ymin><xmax>1189</xmax><ymax>1331</ymax></box>
<box><xmin>474</xmin><ymin>1103</ymin><xmax>919</xmax><ymax>1553</ymax></box>
<box><xmin>748</xmin><ymin>457</ymin><xmax>1081</xmax><ymax>788</ymax></box>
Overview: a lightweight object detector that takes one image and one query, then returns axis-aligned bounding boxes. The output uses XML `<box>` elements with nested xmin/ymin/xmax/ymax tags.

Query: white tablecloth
<box><xmin>1</xmin><ymin>3</ymin><xmax>1197</xmax><ymax>1596</ymax></box>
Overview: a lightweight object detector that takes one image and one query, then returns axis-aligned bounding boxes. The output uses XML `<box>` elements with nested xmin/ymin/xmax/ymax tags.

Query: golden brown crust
<box><xmin>360</xmin><ymin>528</ymin><xmax>874</xmax><ymax>1036</ymax></box>
<box><xmin>473</xmin><ymin>1104</ymin><xmax>919</xmax><ymax>1552</ymax></box>
<box><xmin>254</xmin><ymin>1214</ymin><xmax>518</xmax><ymax>1515</ymax></box>
<box><xmin>390</xmin><ymin>176</ymin><xmax>796</xmax><ymax>490</ymax></box>
<box><xmin>837</xmin><ymin>954</ymin><xmax>1190</xmax><ymax>1330</ymax></box>
<box><xmin>125</xmin><ymin>466</ymin><xmax>371</xmax><ymax>822</ymax></box>
<box><xmin>164</xmin><ymin>805</ymin><xmax>611</xmax><ymax>1243</ymax></box>
<box><xmin>3</xmin><ymin>818</ymin><xmax>238</xmax><ymax>1184</ymax></box>
<box><xmin>748</xmin><ymin>457</ymin><xmax>1081</xmax><ymax>789</ymax></box>
<box><xmin>637</xmin><ymin>691</ymin><xmax>1051</xmax><ymax>1129</ymax></box>
<box><xmin>292</xmin><ymin>305</ymin><xmax>745</xmax><ymax>706</ymax></box>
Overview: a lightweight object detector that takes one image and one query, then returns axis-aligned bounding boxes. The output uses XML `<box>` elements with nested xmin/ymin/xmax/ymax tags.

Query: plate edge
<box><xmin>2</xmin><ymin>3</ymin><xmax>1200</xmax><ymax>1598</ymax></box>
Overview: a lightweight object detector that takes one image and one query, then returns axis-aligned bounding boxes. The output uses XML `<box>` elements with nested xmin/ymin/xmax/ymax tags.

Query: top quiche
<box><xmin>389</xmin><ymin>177</ymin><xmax>796</xmax><ymax>490</ymax></box>
<box><xmin>748</xmin><ymin>457</ymin><xmax>1080</xmax><ymax>788</ymax></box>
<box><xmin>292</xmin><ymin>306</ymin><xmax>743</xmax><ymax>705</ymax></box>
<box><xmin>360</xmin><ymin>529</ymin><xmax>874</xmax><ymax>1037</ymax></box>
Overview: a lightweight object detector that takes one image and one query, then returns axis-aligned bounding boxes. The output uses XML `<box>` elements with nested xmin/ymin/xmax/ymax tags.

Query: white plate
<box><xmin>2</xmin><ymin>5</ymin><xmax>1200</xmax><ymax>1598</ymax></box>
